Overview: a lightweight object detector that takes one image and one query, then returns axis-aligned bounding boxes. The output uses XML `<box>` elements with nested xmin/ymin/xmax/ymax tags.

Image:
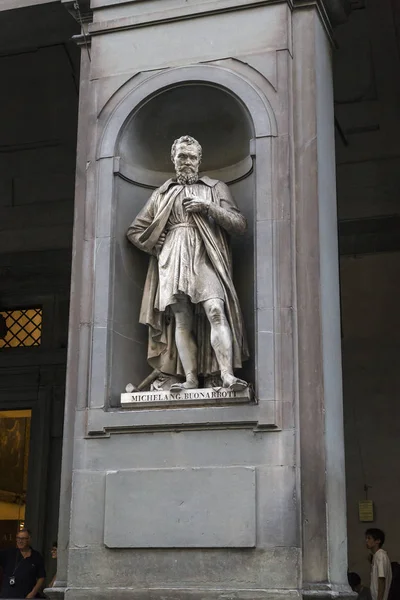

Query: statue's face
<box><xmin>173</xmin><ymin>143</ymin><xmax>201</xmax><ymax>181</ymax></box>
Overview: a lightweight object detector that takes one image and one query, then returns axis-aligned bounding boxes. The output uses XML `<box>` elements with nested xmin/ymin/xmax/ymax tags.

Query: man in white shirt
<box><xmin>365</xmin><ymin>528</ymin><xmax>392</xmax><ymax>600</ymax></box>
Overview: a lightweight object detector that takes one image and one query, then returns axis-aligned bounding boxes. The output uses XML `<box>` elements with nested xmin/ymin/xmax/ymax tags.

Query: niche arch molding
<box><xmin>97</xmin><ymin>63</ymin><xmax>278</xmax><ymax>160</ymax></box>
<box><xmin>87</xmin><ymin>61</ymin><xmax>289</xmax><ymax>435</ymax></box>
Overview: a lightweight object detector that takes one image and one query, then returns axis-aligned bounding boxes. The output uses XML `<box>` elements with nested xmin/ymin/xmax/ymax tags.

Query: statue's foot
<box><xmin>221</xmin><ymin>372</ymin><xmax>248</xmax><ymax>392</ymax></box>
<box><xmin>170</xmin><ymin>378</ymin><xmax>198</xmax><ymax>392</ymax></box>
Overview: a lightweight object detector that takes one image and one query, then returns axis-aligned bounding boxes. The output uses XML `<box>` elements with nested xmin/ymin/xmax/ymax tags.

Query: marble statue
<box><xmin>127</xmin><ymin>135</ymin><xmax>249</xmax><ymax>392</ymax></box>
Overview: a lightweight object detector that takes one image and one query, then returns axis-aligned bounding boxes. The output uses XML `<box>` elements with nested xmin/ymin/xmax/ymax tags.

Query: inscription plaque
<box><xmin>120</xmin><ymin>387</ymin><xmax>252</xmax><ymax>409</ymax></box>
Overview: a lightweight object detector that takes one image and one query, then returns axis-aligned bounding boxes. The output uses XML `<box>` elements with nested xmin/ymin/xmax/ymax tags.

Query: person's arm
<box><xmin>377</xmin><ymin>577</ymin><xmax>386</xmax><ymax>600</ymax></box>
<box><xmin>207</xmin><ymin>201</ymin><xmax>247</xmax><ymax>235</ymax></box>
<box><xmin>26</xmin><ymin>553</ymin><xmax>46</xmax><ymax>598</ymax></box>
<box><xmin>126</xmin><ymin>192</ymin><xmax>158</xmax><ymax>255</ymax></box>
<box><xmin>211</xmin><ymin>181</ymin><xmax>247</xmax><ymax>235</ymax></box>
<box><xmin>376</xmin><ymin>552</ymin><xmax>388</xmax><ymax>600</ymax></box>
<box><xmin>184</xmin><ymin>182</ymin><xmax>247</xmax><ymax>235</ymax></box>
<box><xmin>25</xmin><ymin>576</ymin><xmax>45</xmax><ymax>598</ymax></box>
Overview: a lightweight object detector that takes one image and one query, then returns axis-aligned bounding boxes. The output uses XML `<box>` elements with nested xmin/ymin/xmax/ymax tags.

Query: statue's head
<box><xmin>171</xmin><ymin>135</ymin><xmax>202</xmax><ymax>184</ymax></box>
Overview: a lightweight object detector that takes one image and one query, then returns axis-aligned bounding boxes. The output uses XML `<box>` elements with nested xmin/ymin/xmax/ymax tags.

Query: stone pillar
<box><xmin>45</xmin><ymin>33</ymin><xmax>92</xmax><ymax>600</ymax></box>
<box><xmin>292</xmin><ymin>6</ymin><xmax>350</xmax><ymax>598</ymax></box>
<box><xmin>55</xmin><ymin>1</ymin><xmax>352</xmax><ymax>599</ymax></box>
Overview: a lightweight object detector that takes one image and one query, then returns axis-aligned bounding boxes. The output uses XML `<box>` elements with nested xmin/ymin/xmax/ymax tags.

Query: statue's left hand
<box><xmin>183</xmin><ymin>196</ymin><xmax>210</xmax><ymax>214</ymax></box>
<box><xmin>155</xmin><ymin>231</ymin><xmax>167</xmax><ymax>255</ymax></box>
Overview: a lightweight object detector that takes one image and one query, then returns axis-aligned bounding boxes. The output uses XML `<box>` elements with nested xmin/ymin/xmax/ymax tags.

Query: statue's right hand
<box><xmin>155</xmin><ymin>231</ymin><xmax>167</xmax><ymax>255</ymax></box>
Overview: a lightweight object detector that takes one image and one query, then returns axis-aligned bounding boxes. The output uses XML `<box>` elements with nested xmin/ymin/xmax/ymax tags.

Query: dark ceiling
<box><xmin>0</xmin><ymin>1</ymin><xmax>79</xmax><ymax>56</ymax></box>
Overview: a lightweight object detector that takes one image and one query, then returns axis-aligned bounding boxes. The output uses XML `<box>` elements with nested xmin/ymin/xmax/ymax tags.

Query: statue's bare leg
<box><xmin>202</xmin><ymin>298</ymin><xmax>247</xmax><ymax>391</ymax></box>
<box><xmin>170</xmin><ymin>296</ymin><xmax>199</xmax><ymax>391</ymax></box>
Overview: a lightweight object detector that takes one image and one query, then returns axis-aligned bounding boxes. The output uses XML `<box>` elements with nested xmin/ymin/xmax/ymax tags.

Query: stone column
<box><xmin>53</xmin><ymin>2</ymin><xmax>352</xmax><ymax>600</ymax></box>
<box><xmin>45</xmin><ymin>34</ymin><xmax>92</xmax><ymax>600</ymax></box>
<box><xmin>293</xmin><ymin>4</ymin><xmax>350</xmax><ymax>597</ymax></box>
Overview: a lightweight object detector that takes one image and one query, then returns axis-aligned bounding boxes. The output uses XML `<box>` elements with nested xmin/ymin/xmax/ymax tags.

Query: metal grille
<box><xmin>0</xmin><ymin>308</ymin><xmax>42</xmax><ymax>348</ymax></box>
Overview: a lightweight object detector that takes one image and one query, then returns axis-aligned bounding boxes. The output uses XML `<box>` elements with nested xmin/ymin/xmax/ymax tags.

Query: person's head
<box><xmin>51</xmin><ymin>541</ymin><xmax>58</xmax><ymax>559</ymax></box>
<box><xmin>365</xmin><ymin>528</ymin><xmax>385</xmax><ymax>552</ymax></box>
<box><xmin>16</xmin><ymin>528</ymin><xmax>31</xmax><ymax>552</ymax></box>
<box><xmin>348</xmin><ymin>572</ymin><xmax>362</xmax><ymax>592</ymax></box>
<box><xmin>171</xmin><ymin>135</ymin><xmax>202</xmax><ymax>184</ymax></box>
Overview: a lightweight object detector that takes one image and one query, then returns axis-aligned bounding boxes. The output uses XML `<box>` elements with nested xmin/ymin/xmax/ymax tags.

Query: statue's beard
<box><xmin>176</xmin><ymin>167</ymin><xmax>199</xmax><ymax>185</ymax></box>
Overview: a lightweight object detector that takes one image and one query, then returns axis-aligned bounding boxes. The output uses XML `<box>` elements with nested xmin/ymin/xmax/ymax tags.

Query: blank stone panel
<box><xmin>104</xmin><ymin>466</ymin><xmax>256</xmax><ymax>548</ymax></box>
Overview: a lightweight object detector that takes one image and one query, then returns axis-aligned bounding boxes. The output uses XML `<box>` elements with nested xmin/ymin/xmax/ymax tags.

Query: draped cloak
<box><xmin>126</xmin><ymin>176</ymin><xmax>249</xmax><ymax>377</ymax></box>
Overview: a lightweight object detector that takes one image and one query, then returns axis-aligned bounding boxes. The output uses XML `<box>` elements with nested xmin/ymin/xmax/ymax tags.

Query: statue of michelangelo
<box><xmin>127</xmin><ymin>135</ymin><xmax>249</xmax><ymax>392</ymax></box>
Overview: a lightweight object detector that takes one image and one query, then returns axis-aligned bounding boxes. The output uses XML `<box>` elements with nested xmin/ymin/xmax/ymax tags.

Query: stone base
<box><xmin>302</xmin><ymin>584</ymin><xmax>356</xmax><ymax>600</ymax></box>
<box><xmin>44</xmin><ymin>587</ymin><xmax>66</xmax><ymax>600</ymax></box>
<box><xmin>48</xmin><ymin>583</ymin><xmax>355</xmax><ymax>600</ymax></box>
<box><xmin>120</xmin><ymin>386</ymin><xmax>252</xmax><ymax>409</ymax></box>
<box><xmin>65</xmin><ymin>588</ymin><xmax>301</xmax><ymax>600</ymax></box>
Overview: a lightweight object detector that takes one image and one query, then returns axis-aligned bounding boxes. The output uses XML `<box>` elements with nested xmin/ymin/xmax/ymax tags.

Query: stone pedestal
<box><xmin>57</xmin><ymin>1</ymin><xmax>352</xmax><ymax>599</ymax></box>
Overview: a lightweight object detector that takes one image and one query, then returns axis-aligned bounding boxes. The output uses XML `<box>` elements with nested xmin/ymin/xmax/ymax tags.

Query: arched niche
<box><xmin>116</xmin><ymin>83</ymin><xmax>254</xmax><ymax>187</ymax></box>
<box><xmin>97</xmin><ymin>63</ymin><xmax>277</xmax><ymax>159</ymax></box>
<box><xmin>92</xmin><ymin>64</ymin><xmax>278</xmax><ymax>412</ymax></box>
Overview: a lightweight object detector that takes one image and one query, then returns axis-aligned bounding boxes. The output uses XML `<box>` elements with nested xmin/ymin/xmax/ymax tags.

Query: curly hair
<box><xmin>171</xmin><ymin>135</ymin><xmax>202</xmax><ymax>162</ymax></box>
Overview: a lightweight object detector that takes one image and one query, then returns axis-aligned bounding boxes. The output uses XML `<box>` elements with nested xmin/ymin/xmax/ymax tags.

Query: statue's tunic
<box><xmin>127</xmin><ymin>176</ymin><xmax>249</xmax><ymax>377</ymax></box>
<box><xmin>157</xmin><ymin>184</ymin><xmax>224</xmax><ymax>311</ymax></box>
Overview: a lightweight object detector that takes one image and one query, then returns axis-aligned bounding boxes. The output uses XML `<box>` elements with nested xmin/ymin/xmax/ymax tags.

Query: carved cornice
<box><xmin>64</xmin><ymin>0</ymin><xmax>350</xmax><ymax>44</ymax></box>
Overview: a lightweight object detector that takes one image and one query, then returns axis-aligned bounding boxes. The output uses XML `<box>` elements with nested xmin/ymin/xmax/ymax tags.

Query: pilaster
<box><xmin>292</xmin><ymin>5</ymin><xmax>352</xmax><ymax>598</ymax></box>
